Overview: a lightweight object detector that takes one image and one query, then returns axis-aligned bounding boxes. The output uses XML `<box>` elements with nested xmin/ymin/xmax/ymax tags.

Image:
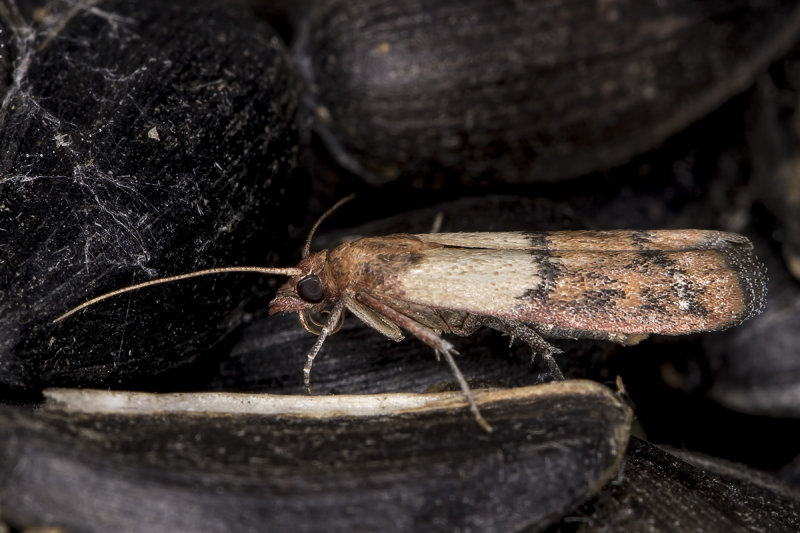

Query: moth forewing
<box><xmin>372</xmin><ymin>230</ymin><xmax>766</xmax><ymax>338</ymax></box>
<box><xmin>414</xmin><ymin>229</ymin><xmax>753</xmax><ymax>251</ymax></box>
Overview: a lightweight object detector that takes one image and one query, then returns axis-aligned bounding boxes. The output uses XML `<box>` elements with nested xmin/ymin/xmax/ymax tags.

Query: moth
<box><xmin>55</xmin><ymin>196</ymin><xmax>768</xmax><ymax>431</ymax></box>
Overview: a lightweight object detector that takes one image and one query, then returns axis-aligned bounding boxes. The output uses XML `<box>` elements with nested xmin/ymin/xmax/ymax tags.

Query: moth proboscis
<box><xmin>54</xmin><ymin>196</ymin><xmax>768</xmax><ymax>432</ymax></box>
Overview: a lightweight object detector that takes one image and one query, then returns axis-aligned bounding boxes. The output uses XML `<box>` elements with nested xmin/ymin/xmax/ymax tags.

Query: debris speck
<box><xmin>373</xmin><ymin>42</ymin><xmax>391</xmax><ymax>55</ymax></box>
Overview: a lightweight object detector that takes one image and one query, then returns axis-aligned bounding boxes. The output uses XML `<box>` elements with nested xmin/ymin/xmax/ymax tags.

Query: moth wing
<box><xmin>413</xmin><ymin>232</ymin><xmax>545</xmax><ymax>250</ymax></box>
<box><xmin>413</xmin><ymin>229</ymin><xmax>753</xmax><ymax>251</ymax></box>
<box><xmin>378</xmin><ymin>236</ymin><xmax>765</xmax><ymax>335</ymax></box>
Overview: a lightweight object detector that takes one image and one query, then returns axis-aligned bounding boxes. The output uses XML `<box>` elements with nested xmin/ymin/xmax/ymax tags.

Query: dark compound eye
<box><xmin>297</xmin><ymin>274</ymin><xmax>324</xmax><ymax>303</ymax></box>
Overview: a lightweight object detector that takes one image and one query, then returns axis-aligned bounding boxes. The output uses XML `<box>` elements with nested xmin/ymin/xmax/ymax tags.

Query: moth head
<box><xmin>268</xmin><ymin>250</ymin><xmax>332</xmax><ymax>314</ymax></box>
<box><xmin>268</xmin><ymin>193</ymin><xmax>355</xmax><ymax>316</ymax></box>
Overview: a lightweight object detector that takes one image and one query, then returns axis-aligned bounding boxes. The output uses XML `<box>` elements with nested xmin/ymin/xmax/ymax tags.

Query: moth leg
<box><xmin>429</xmin><ymin>211</ymin><xmax>444</xmax><ymax>233</ymax></box>
<box><xmin>443</xmin><ymin>312</ymin><xmax>482</xmax><ymax>337</ymax></box>
<box><xmin>477</xmin><ymin>316</ymin><xmax>565</xmax><ymax>381</ymax></box>
<box><xmin>345</xmin><ymin>298</ymin><xmax>404</xmax><ymax>342</ymax></box>
<box><xmin>357</xmin><ymin>293</ymin><xmax>492</xmax><ymax>432</ymax></box>
<box><xmin>303</xmin><ymin>299</ymin><xmax>346</xmax><ymax>394</ymax></box>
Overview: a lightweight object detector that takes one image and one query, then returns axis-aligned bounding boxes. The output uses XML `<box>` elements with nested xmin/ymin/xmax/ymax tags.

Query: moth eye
<box><xmin>297</xmin><ymin>274</ymin><xmax>324</xmax><ymax>303</ymax></box>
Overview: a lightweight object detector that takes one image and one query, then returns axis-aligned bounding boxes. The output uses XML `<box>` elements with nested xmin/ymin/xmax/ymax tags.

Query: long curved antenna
<box><xmin>53</xmin><ymin>266</ymin><xmax>303</xmax><ymax>324</ymax></box>
<box><xmin>302</xmin><ymin>193</ymin><xmax>356</xmax><ymax>258</ymax></box>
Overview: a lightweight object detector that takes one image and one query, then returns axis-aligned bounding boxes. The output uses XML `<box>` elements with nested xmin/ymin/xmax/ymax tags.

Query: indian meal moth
<box><xmin>55</xmin><ymin>198</ymin><xmax>767</xmax><ymax>431</ymax></box>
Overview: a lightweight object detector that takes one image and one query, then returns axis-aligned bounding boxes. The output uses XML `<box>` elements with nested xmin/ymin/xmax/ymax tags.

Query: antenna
<box><xmin>302</xmin><ymin>193</ymin><xmax>356</xmax><ymax>258</ymax></box>
<box><xmin>53</xmin><ymin>266</ymin><xmax>302</xmax><ymax>323</ymax></box>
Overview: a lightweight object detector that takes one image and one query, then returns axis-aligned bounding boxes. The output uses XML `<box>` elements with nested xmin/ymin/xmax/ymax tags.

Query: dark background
<box><xmin>2</xmin><ymin>0</ymin><xmax>800</xmax><ymax>531</ymax></box>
